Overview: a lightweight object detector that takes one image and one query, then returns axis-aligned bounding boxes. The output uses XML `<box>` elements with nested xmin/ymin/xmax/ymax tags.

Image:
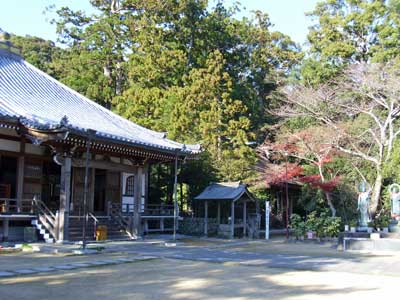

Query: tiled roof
<box><xmin>0</xmin><ymin>49</ymin><xmax>200</xmax><ymax>155</ymax></box>
<box><xmin>194</xmin><ymin>182</ymin><xmax>254</xmax><ymax>201</ymax></box>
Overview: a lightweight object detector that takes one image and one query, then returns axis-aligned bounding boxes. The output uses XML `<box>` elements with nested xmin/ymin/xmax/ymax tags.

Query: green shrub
<box><xmin>349</xmin><ymin>219</ymin><xmax>358</xmax><ymax>227</ymax></box>
<box><xmin>304</xmin><ymin>209</ymin><xmax>341</xmax><ymax>238</ymax></box>
<box><xmin>290</xmin><ymin>214</ymin><xmax>306</xmax><ymax>238</ymax></box>
<box><xmin>323</xmin><ymin>217</ymin><xmax>342</xmax><ymax>237</ymax></box>
<box><xmin>374</xmin><ymin>211</ymin><xmax>391</xmax><ymax>228</ymax></box>
<box><xmin>305</xmin><ymin>211</ymin><xmax>318</xmax><ymax>232</ymax></box>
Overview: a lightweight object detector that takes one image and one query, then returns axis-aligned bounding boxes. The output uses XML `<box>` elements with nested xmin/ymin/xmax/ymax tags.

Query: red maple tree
<box><xmin>260</xmin><ymin>127</ymin><xmax>341</xmax><ymax>216</ymax></box>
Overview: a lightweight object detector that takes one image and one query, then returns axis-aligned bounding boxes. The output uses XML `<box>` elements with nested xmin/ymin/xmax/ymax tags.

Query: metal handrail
<box><xmin>32</xmin><ymin>196</ymin><xmax>57</xmax><ymax>240</ymax></box>
<box><xmin>88</xmin><ymin>212</ymin><xmax>99</xmax><ymax>223</ymax></box>
<box><xmin>34</xmin><ymin>198</ymin><xmax>56</xmax><ymax>219</ymax></box>
<box><xmin>88</xmin><ymin>212</ymin><xmax>99</xmax><ymax>239</ymax></box>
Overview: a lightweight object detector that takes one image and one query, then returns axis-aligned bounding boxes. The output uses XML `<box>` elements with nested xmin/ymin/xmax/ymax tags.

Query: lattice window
<box><xmin>125</xmin><ymin>175</ymin><xmax>135</xmax><ymax>196</ymax></box>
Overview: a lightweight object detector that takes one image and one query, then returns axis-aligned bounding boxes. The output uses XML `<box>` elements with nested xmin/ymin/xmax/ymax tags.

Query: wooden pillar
<box><xmin>172</xmin><ymin>154</ymin><xmax>178</xmax><ymax>240</ymax></box>
<box><xmin>230</xmin><ymin>201</ymin><xmax>235</xmax><ymax>239</ymax></box>
<box><xmin>276</xmin><ymin>192</ymin><xmax>280</xmax><ymax>212</ymax></box>
<box><xmin>58</xmin><ymin>155</ymin><xmax>72</xmax><ymax>242</ymax></box>
<box><xmin>217</xmin><ymin>202</ymin><xmax>221</xmax><ymax>225</ymax></box>
<box><xmin>243</xmin><ymin>201</ymin><xmax>247</xmax><ymax>236</ymax></box>
<box><xmin>2</xmin><ymin>220</ymin><xmax>9</xmax><ymax>242</ymax></box>
<box><xmin>133</xmin><ymin>167</ymin><xmax>142</xmax><ymax>237</ymax></box>
<box><xmin>160</xmin><ymin>218</ymin><xmax>165</xmax><ymax>232</ymax></box>
<box><xmin>141</xmin><ymin>168</ymin><xmax>146</xmax><ymax>211</ymax></box>
<box><xmin>143</xmin><ymin>164</ymin><xmax>149</xmax><ymax>210</ymax></box>
<box><xmin>256</xmin><ymin>200</ymin><xmax>261</xmax><ymax>235</ymax></box>
<box><xmin>180</xmin><ymin>182</ymin><xmax>184</xmax><ymax>211</ymax></box>
<box><xmin>290</xmin><ymin>197</ymin><xmax>293</xmax><ymax>216</ymax></box>
<box><xmin>204</xmin><ymin>200</ymin><xmax>208</xmax><ymax>236</ymax></box>
<box><xmin>89</xmin><ymin>168</ymin><xmax>95</xmax><ymax>212</ymax></box>
<box><xmin>119</xmin><ymin>171</ymin><xmax>124</xmax><ymax>208</ymax></box>
<box><xmin>16</xmin><ymin>140</ymin><xmax>25</xmax><ymax>212</ymax></box>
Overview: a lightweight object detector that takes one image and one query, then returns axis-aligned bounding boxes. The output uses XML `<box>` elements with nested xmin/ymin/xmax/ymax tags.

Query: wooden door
<box><xmin>106</xmin><ymin>170</ymin><xmax>120</xmax><ymax>205</ymax></box>
<box><xmin>71</xmin><ymin>167</ymin><xmax>93</xmax><ymax>214</ymax></box>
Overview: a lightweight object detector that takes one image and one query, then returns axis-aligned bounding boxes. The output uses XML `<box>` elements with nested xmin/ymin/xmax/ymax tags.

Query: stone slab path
<box><xmin>0</xmin><ymin>255</ymin><xmax>156</xmax><ymax>278</ymax></box>
<box><xmin>2</xmin><ymin>237</ymin><xmax>400</xmax><ymax>278</ymax></box>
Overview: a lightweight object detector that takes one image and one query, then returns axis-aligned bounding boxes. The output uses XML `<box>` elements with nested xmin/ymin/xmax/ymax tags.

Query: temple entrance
<box><xmin>94</xmin><ymin>169</ymin><xmax>106</xmax><ymax>213</ymax></box>
<box><xmin>41</xmin><ymin>160</ymin><xmax>61</xmax><ymax>211</ymax></box>
<box><xmin>0</xmin><ymin>155</ymin><xmax>17</xmax><ymax>199</ymax></box>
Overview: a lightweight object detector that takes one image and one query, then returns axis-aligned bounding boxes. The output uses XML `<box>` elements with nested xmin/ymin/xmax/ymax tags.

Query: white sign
<box><xmin>265</xmin><ymin>201</ymin><xmax>270</xmax><ymax>240</ymax></box>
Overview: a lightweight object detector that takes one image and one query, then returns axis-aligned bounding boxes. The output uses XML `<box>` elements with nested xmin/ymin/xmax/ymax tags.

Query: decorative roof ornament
<box><xmin>0</xmin><ymin>28</ymin><xmax>21</xmax><ymax>56</ymax></box>
<box><xmin>0</xmin><ymin>28</ymin><xmax>11</xmax><ymax>41</ymax></box>
<box><xmin>60</xmin><ymin>115</ymin><xmax>69</xmax><ymax>126</ymax></box>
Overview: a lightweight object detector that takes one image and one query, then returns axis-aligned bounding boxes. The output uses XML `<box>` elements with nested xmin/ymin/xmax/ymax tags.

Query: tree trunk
<box><xmin>325</xmin><ymin>192</ymin><xmax>336</xmax><ymax>217</ymax></box>
<box><xmin>318</xmin><ymin>164</ymin><xmax>336</xmax><ymax>217</ymax></box>
<box><xmin>370</xmin><ymin>171</ymin><xmax>383</xmax><ymax>217</ymax></box>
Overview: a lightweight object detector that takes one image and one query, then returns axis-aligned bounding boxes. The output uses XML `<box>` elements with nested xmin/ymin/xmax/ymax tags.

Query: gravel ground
<box><xmin>0</xmin><ymin>258</ymin><xmax>398</xmax><ymax>300</ymax></box>
<box><xmin>1</xmin><ymin>237</ymin><xmax>400</xmax><ymax>299</ymax></box>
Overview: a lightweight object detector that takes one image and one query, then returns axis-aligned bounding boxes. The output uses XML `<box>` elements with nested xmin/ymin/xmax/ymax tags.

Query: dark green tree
<box><xmin>302</xmin><ymin>0</ymin><xmax>400</xmax><ymax>85</ymax></box>
<box><xmin>10</xmin><ymin>35</ymin><xmax>62</xmax><ymax>78</ymax></box>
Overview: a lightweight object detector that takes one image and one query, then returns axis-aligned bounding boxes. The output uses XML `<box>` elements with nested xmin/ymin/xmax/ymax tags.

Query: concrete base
<box><xmin>344</xmin><ymin>238</ymin><xmax>400</xmax><ymax>252</ymax></box>
<box><xmin>340</xmin><ymin>230</ymin><xmax>400</xmax><ymax>252</ymax></box>
<box><xmin>356</xmin><ymin>226</ymin><xmax>368</xmax><ymax>232</ymax></box>
<box><xmin>389</xmin><ymin>220</ymin><xmax>400</xmax><ymax>233</ymax></box>
<box><xmin>340</xmin><ymin>231</ymin><xmax>400</xmax><ymax>240</ymax></box>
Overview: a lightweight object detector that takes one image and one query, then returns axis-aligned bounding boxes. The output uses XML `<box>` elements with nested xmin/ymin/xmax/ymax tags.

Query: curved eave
<box><xmin>0</xmin><ymin>117</ymin><xmax>201</xmax><ymax>157</ymax></box>
<box><xmin>65</xmin><ymin>127</ymin><xmax>200</xmax><ymax>157</ymax></box>
<box><xmin>0</xmin><ymin>114</ymin><xmax>18</xmax><ymax>129</ymax></box>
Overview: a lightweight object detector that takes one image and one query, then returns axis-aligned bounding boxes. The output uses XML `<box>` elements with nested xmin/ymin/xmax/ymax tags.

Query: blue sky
<box><xmin>0</xmin><ymin>0</ymin><xmax>319</xmax><ymax>46</ymax></box>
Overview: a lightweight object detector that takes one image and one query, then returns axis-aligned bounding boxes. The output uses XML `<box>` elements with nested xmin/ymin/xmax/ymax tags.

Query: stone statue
<box><xmin>357</xmin><ymin>181</ymin><xmax>371</xmax><ymax>227</ymax></box>
<box><xmin>389</xmin><ymin>184</ymin><xmax>400</xmax><ymax>218</ymax></box>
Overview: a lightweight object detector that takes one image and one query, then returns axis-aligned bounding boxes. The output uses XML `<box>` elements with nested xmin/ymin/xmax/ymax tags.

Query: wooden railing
<box><xmin>33</xmin><ymin>196</ymin><xmax>58</xmax><ymax>240</ymax></box>
<box><xmin>120</xmin><ymin>203</ymin><xmax>135</xmax><ymax>214</ymax></box>
<box><xmin>70</xmin><ymin>202</ymin><xmax>101</xmax><ymax>240</ymax></box>
<box><xmin>0</xmin><ymin>198</ymin><xmax>35</xmax><ymax>214</ymax></box>
<box><xmin>107</xmin><ymin>202</ymin><xmax>176</xmax><ymax>235</ymax></box>
<box><xmin>107</xmin><ymin>202</ymin><xmax>134</xmax><ymax>238</ymax></box>
<box><xmin>108</xmin><ymin>202</ymin><xmax>174</xmax><ymax>217</ymax></box>
<box><xmin>143</xmin><ymin>204</ymin><xmax>174</xmax><ymax>217</ymax></box>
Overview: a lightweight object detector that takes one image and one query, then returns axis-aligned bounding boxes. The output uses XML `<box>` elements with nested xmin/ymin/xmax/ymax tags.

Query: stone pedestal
<box><xmin>356</xmin><ymin>226</ymin><xmax>368</xmax><ymax>232</ymax></box>
<box><xmin>389</xmin><ymin>219</ymin><xmax>400</xmax><ymax>233</ymax></box>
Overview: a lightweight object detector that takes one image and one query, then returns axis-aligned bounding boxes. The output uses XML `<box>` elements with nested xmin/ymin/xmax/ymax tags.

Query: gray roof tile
<box><xmin>0</xmin><ymin>49</ymin><xmax>200</xmax><ymax>154</ymax></box>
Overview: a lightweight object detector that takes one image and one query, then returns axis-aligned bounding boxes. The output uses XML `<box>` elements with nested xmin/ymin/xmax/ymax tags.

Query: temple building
<box><xmin>0</xmin><ymin>30</ymin><xmax>200</xmax><ymax>242</ymax></box>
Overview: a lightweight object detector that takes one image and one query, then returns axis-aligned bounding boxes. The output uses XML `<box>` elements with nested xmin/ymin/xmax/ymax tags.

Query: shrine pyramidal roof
<box><xmin>195</xmin><ymin>182</ymin><xmax>255</xmax><ymax>202</ymax></box>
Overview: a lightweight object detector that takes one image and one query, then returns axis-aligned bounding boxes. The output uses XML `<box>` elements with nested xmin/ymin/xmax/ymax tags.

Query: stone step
<box><xmin>67</xmin><ymin>218</ymin><xmax>130</xmax><ymax>241</ymax></box>
<box><xmin>31</xmin><ymin>219</ymin><xmax>56</xmax><ymax>243</ymax></box>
